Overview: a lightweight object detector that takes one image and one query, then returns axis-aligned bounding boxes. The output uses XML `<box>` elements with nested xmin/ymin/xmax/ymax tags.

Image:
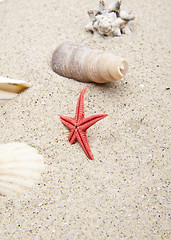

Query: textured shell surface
<box><xmin>52</xmin><ymin>42</ymin><xmax>128</xmax><ymax>84</ymax></box>
<box><xmin>85</xmin><ymin>0</ymin><xmax>135</xmax><ymax>37</ymax></box>
<box><xmin>0</xmin><ymin>142</ymin><xmax>44</xmax><ymax>197</ymax></box>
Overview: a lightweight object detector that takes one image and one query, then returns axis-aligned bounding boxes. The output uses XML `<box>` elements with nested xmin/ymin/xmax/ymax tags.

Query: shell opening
<box><xmin>118</xmin><ymin>60</ymin><xmax>128</xmax><ymax>77</ymax></box>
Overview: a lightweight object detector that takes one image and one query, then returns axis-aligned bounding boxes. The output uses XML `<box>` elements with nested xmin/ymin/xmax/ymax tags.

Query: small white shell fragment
<box><xmin>87</xmin><ymin>10</ymin><xmax>98</xmax><ymax>21</ymax></box>
<box><xmin>119</xmin><ymin>9</ymin><xmax>135</xmax><ymax>21</ymax></box>
<box><xmin>121</xmin><ymin>23</ymin><xmax>132</xmax><ymax>35</ymax></box>
<box><xmin>0</xmin><ymin>90</ymin><xmax>17</xmax><ymax>100</ymax></box>
<box><xmin>107</xmin><ymin>0</ymin><xmax>121</xmax><ymax>11</ymax></box>
<box><xmin>85</xmin><ymin>0</ymin><xmax>135</xmax><ymax>37</ymax></box>
<box><xmin>0</xmin><ymin>76</ymin><xmax>29</xmax><ymax>100</ymax></box>
<box><xmin>0</xmin><ymin>142</ymin><xmax>44</xmax><ymax>197</ymax></box>
<box><xmin>85</xmin><ymin>22</ymin><xmax>95</xmax><ymax>33</ymax></box>
<box><xmin>99</xmin><ymin>0</ymin><xmax>105</xmax><ymax>11</ymax></box>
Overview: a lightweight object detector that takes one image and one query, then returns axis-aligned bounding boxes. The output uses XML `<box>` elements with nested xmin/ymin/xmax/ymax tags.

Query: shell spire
<box><xmin>52</xmin><ymin>42</ymin><xmax>128</xmax><ymax>83</ymax></box>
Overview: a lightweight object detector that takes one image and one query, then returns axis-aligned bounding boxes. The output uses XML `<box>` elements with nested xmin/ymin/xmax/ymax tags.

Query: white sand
<box><xmin>0</xmin><ymin>0</ymin><xmax>170</xmax><ymax>239</ymax></box>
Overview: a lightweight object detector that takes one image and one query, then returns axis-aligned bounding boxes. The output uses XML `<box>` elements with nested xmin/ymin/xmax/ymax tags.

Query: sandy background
<box><xmin>0</xmin><ymin>0</ymin><xmax>170</xmax><ymax>239</ymax></box>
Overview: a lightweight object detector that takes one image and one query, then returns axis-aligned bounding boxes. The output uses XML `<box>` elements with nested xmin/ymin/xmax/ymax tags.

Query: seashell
<box><xmin>0</xmin><ymin>76</ymin><xmax>29</xmax><ymax>101</ymax></box>
<box><xmin>0</xmin><ymin>142</ymin><xmax>44</xmax><ymax>196</ymax></box>
<box><xmin>0</xmin><ymin>90</ymin><xmax>17</xmax><ymax>100</ymax></box>
<box><xmin>85</xmin><ymin>0</ymin><xmax>135</xmax><ymax>37</ymax></box>
<box><xmin>107</xmin><ymin>0</ymin><xmax>121</xmax><ymax>12</ymax></box>
<box><xmin>99</xmin><ymin>0</ymin><xmax>105</xmax><ymax>11</ymax></box>
<box><xmin>87</xmin><ymin>10</ymin><xmax>97</xmax><ymax>21</ymax></box>
<box><xmin>52</xmin><ymin>42</ymin><xmax>128</xmax><ymax>83</ymax></box>
<box><xmin>119</xmin><ymin>9</ymin><xmax>135</xmax><ymax>21</ymax></box>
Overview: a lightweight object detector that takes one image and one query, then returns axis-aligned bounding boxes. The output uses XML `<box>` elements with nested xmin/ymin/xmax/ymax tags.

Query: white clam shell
<box><xmin>0</xmin><ymin>76</ymin><xmax>29</xmax><ymax>100</ymax></box>
<box><xmin>52</xmin><ymin>42</ymin><xmax>128</xmax><ymax>83</ymax></box>
<box><xmin>0</xmin><ymin>142</ymin><xmax>44</xmax><ymax>196</ymax></box>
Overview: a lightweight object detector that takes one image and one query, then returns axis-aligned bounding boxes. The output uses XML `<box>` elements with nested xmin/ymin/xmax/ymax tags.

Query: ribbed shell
<box><xmin>52</xmin><ymin>42</ymin><xmax>128</xmax><ymax>83</ymax></box>
<box><xmin>0</xmin><ymin>142</ymin><xmax>44</xmax><ymax>196</ymax></box>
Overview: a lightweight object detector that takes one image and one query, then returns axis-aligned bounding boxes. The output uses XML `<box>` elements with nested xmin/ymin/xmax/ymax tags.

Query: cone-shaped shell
<box><xmin>0</xmin><ymin>142</ymin><xmax>44</xmax><ymax>196</ymax></box>
<box><xmin>52</xmin><ymin>42</ymin><xmax>128</xmax><ymax>83</ymax></box>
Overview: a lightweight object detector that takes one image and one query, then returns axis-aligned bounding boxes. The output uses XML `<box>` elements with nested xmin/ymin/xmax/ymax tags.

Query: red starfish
<box><xmin>60</xmin><ymin>87</ymin><xmax>107</xmax><ymax>160</ymax></box>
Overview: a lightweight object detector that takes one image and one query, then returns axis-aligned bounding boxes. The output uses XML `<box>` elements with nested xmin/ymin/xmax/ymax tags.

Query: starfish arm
<box><xmin>60</xmin><ymin>115</ymin><xmax>76</xmax><ymax>131</ymax></box>
<box><xmin>75</xmin><ymin>87</ymin><xmax>87</xmax><ymax>122</ymax></box>
<box><xmin>76</xmin><ymin>129</ymin><xmax>94</xmax><ymax>160</ymax></box>
<box><xmin>79</xmin><ymin>114</ymin><xmax>108</xmax><ymax>131</ymax></box>
<box><xmin>68</xmin><ymin>129</ymin><xmax>77</xmax><ymax>144</ymax></box>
